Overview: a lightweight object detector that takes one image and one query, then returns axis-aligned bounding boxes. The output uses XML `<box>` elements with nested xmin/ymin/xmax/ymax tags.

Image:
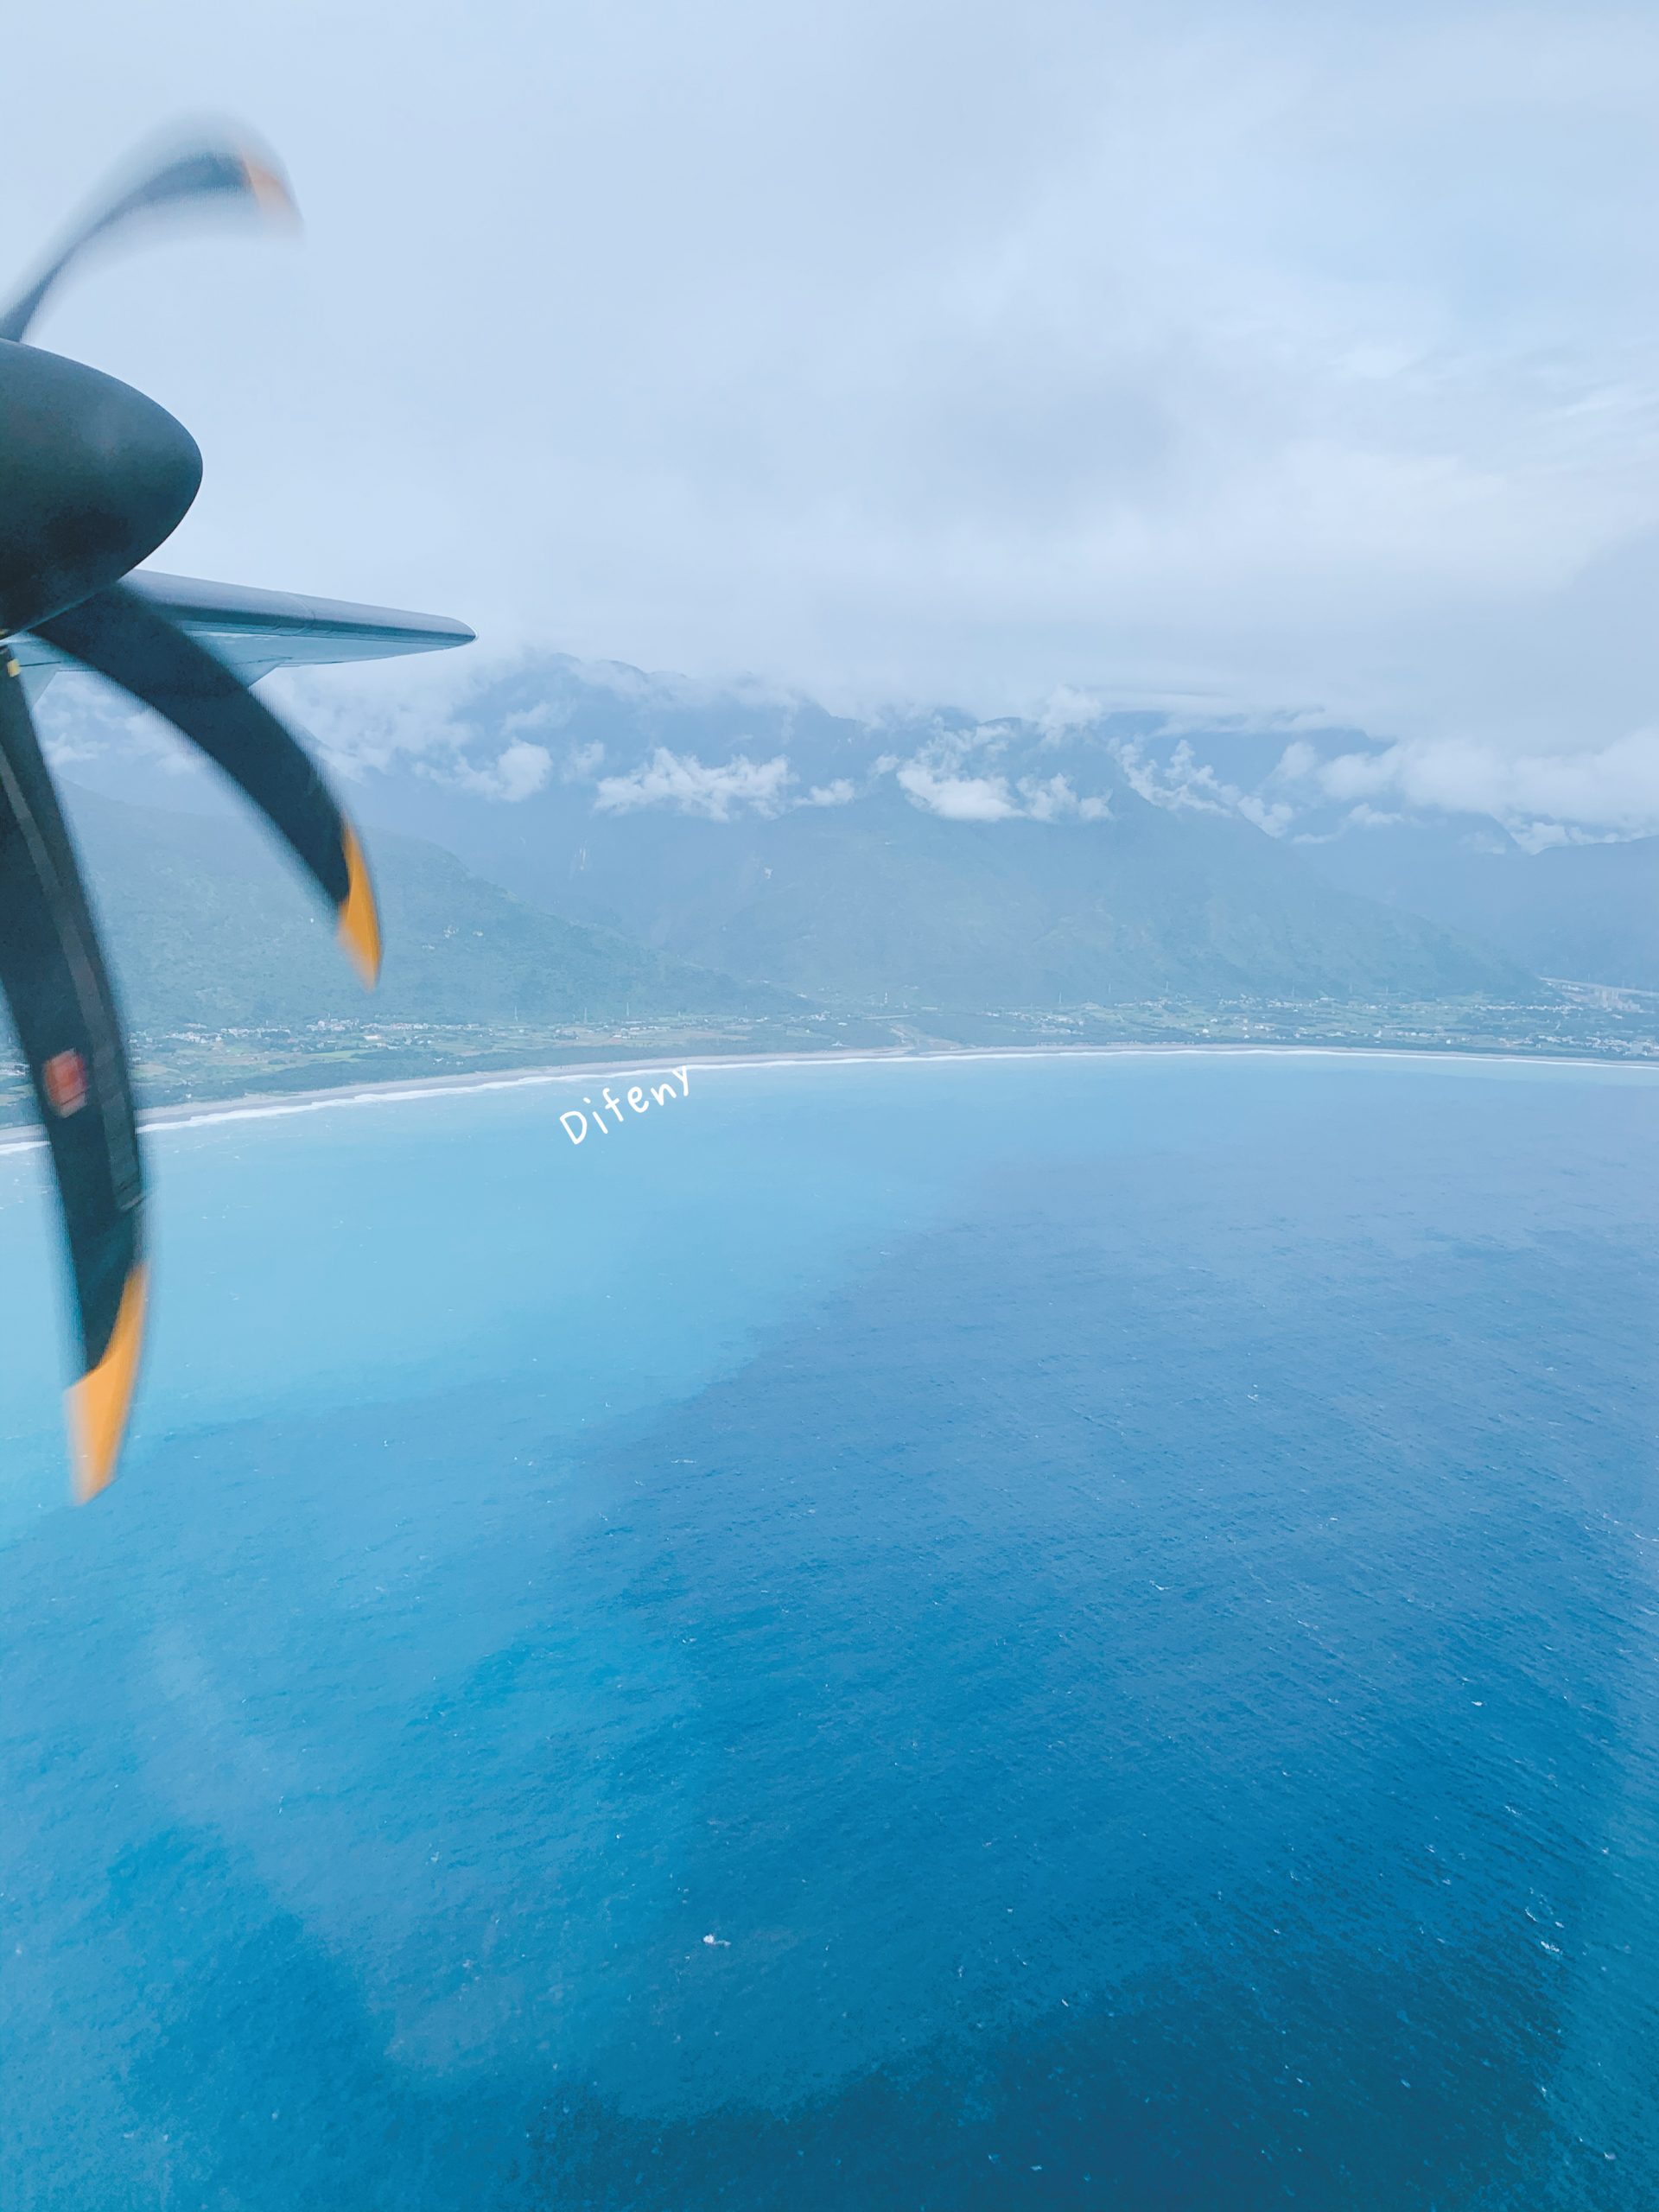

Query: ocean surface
<box><xmin>0</xmin><ymin>1051</ymin><xmax>1654</xmax><ymax>2210</ymax></box>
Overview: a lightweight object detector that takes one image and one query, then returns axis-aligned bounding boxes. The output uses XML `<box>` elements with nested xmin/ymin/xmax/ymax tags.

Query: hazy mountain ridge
<box><xmin>49</xmin><ymin>650</ymin><xmax>1649</xmax><ymax>1011</ymax></box>
<box><xmin>1297</xmin><ymin>822</ymin><xmax>1659</xmax><ymax>991</ymax></box>
<box><xmin>509</xmin><ymin>784</ymin><xmax>1530</xmax><ymax>1008</ymax></box>
<box><xmin>1014</xmin><ymin>719</ymin><xmax>1659</xmax><ymax>991</ymax></box>
<box><xmin>283</xmin><ymin>657</ymin><xmax>1537</xmax><ymax>1007</ymax></box>
<box><xmin>54</xmin><ymin>784</ymin><xmax>792</xmax><ymax>1035</ymax></box>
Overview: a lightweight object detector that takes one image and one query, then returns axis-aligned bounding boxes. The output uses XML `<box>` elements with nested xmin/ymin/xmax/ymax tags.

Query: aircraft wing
<box><xmin>12</xmin><ymin>569</ymin><xmax>474</xmax><ymax>690</ymax></box>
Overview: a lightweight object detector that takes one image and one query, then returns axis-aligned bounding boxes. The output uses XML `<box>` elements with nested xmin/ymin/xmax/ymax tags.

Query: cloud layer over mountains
<box><xmin>45</xmin><ymin>646</ymin><xmax>1659</xmax><ymax>1001</ymax></box>
<box><xmin>40</xmin><ymin>639</ymin><xmax>1659</xmax><ymax>855</ymax></box>
<box><xmin>275</xmin><ymin>652</ymin><xmax>1659</xmax><ymax>852</ymax></box>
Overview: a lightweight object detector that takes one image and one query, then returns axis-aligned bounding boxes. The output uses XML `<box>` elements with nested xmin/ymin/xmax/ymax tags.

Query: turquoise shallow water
<box><xmin>0</xmin><ymin>1051</ymin><xmax>1655</xmax><ymax>2209</ymax></box>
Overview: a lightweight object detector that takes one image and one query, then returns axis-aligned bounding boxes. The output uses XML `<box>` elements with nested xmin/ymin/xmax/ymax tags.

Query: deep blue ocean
<box><xmin>0</xmin><ymin>1051</ymin><xmax>1654</xmax><ymax>2210</ymax></box>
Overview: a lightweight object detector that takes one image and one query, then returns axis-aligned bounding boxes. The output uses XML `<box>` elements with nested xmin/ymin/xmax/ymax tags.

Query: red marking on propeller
<box><xmin>42</xmin><ymin>1050</ymin><xmax>87</xmax><ymax>1117</ymax></box>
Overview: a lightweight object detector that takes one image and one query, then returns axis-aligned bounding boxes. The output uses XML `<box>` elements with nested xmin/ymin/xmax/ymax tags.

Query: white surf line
<box><xmin>0</xmin><ymin>1037</ymin><xmax>1649</xmax><ymax>1160</ymax></box>
<box><xmin>683</xmin><ymin>1040</ymin><xmax>1652</xmax><ymax>1077</ymax></box>
<box><xmin>0</xmin><ymin>1066</ymin><xmax>595</xmax><ymax>1158</ymax></box>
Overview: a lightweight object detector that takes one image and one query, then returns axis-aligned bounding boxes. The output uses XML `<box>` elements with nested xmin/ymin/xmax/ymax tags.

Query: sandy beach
<box><xmin>0</xmin><ymin>1036</ymin><xmax>1646</xmax><ymax>1161</ymax></box>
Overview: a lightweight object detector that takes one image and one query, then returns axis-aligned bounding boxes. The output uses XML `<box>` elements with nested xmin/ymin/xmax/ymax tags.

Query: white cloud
<box><xmin>1018</xmin><ymin>772</ymin><xmax>1110</xmax><ymax>822</ymax></box>
<box><xmin>593</xmin><ymin>747</ymin><xmax>793</xmax><ymax>819</ymax></box>
<box><xmin>501</xmin><ymin>701</ymin><xmax>571</xmax><ymax>736</ymax></box>
<box><xmin>35</xmin><ymin>681</ymin><xmax>185</xmax><ymax>772</ymax></box>
<box><xmin>894</xmin><ymin>759</ymin><xmax>1110</xmax><ymax>823</ymax></box>
<box><xmin>443</xmin><ymin>740</ymin><xmax>554</xmax><ymax>804</ymax></box>
<box><xmin>1311</xmin><ymin>729</ymin><xmax>1659</xmax><ymax>837</ymax></box>
<box><xmin>258</xmin><ymin>657</ymin><xmax>485</xmax><ymax>784</ymax></box>
<box><xmin>1237</xmin><ymin>793</ymin><xmax>1297</xmax><ymax>836</ymax></box>
<box><xmin>896</xmin><ymin>763</ymin><xmax>1020</xmax><ymax>821</ymax></box>
<box><xmin>1038</xmin><ymin>688</ymin><xmax>1105</xmax><ymax>742</ymax></box>
<box><xmin>1110</xmin><ymin>740</ymin><xmax>1223</xmax><ymax>815</ymax></box>
<box><xmin>1274</xmin><ymin>740</ymin><xmax>1323</xmax><ymax>785</ymax></box>
<box><xmin>804</xmin><ymin>779</ymin><xmax>858</xmax><ymax>806</ymax></box>
<box><xmin>563</xmin><ymin>740</ymin><xmax>607</xmax><ymax>781</ymax></box>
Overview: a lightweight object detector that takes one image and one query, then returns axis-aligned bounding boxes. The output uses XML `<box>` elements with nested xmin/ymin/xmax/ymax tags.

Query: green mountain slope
<box><xmin>204</xmin><ymin>653</ymin><xmax>1537</xmax><ymax>1008</ymax></box>
<box><xmin>419</xmin><ymin>783</ymin><xmax>1534</xmax><ymax>1009</ymax></box>
<box><xmin>57</xmin><ymin>654</ymin><xmax>1547</xmax><ymax>1012</ymax></box>
<box><xmin>672</xmin><ymin>792</ymin><xmax>1535</xmax><ymax>1007</ymax></box>
<box><xmin>1306</xmin><ymin>825</ymin><xmax>1659</xmax><ymax>991</ymax></box>
<box><xmin>54</xmin><ymin>785</ymin><xmax>789</xmax><ymax>1033</ymax></box>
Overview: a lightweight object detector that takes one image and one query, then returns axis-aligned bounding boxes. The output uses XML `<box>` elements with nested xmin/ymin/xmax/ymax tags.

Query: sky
<box><xmin>7</xmin><ymin>1</ymin><xmax>1659</xmax><ymax>832</ymax></box>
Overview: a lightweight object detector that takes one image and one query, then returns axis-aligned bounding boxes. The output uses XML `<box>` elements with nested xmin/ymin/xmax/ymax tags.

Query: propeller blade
<box><xmin>0</xmin><ymin>134</ymin><xmax>297</xmax><ymax>344</ymax></box>
<box><xmin>35</xmin><ymin>583</ymin><xmax>381</xmax><ymax>983</ymax></box>
<box><xmin>0</xmin><ymin>655</ymin><xmax>145</xmax><ymax>1500</ymax></box>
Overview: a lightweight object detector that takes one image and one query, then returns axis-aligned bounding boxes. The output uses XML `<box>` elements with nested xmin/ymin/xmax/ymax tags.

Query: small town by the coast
<box><xmin>3</xmin><ymin>982</ymin><xmax>1652</xmax><ymax>1128</ymax></box>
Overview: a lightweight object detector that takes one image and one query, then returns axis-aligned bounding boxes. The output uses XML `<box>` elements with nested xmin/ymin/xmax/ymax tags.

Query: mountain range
<box><xmin>362</xmin><ymin>775</ymin><xmax>1529</xmax><ymax>1008</ymax></box>
<box><xmin>53</xmin><ymin>784</ymin><xmax>785</xmax><ymax>1036</ymax></box>
<box><xmin>1298</xmin><ymin>820</ymin><xmax>1659</xmax><ymax>991</ymax></box>
<box><xmin>38</xmin><ymin>650</ymin><xmax>1656</xmax><ymax>1030</ymax></box>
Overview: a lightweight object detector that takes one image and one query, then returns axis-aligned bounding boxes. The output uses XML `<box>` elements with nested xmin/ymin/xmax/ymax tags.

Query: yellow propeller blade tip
<box><xmin>337</xmin><ymin>823</ymin><xmax>382</xmax><ymax>987</ymax></box>
<box><xmin>240</xmin><ymin>154</ymin><xmax>301</xmax><ymax>227</ymax></box>
<box><xmin>67</xmin><ymin>1263</ymin><xmax>149</xmax><ymax>1503</ymax></box>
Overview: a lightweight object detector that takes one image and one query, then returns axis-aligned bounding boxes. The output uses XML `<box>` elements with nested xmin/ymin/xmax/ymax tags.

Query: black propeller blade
<box><xmin>0</xmin><ymin>657</ymin><xmax>144</xmax><ymax>1501</ymax></box>
<box><xmin>0</xmin><ymin>138</ymin><xmax>296</xmax><ymax>345</ymax></box>
<box><xmin>0</xmin><ymin>128</ymin><xmax>401</xmax><ymax>1497</ymax></box>
<box><xmin>38</xmin><ymin>585</ymin><xmax>381</xmax><ymax>982</ymax></box>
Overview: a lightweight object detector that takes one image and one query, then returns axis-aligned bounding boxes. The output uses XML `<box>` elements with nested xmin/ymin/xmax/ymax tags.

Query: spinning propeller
<box><xmin>0</xmin><ymin>137</ymin><xmax>420</xmax><ymax>1498</ymax></box>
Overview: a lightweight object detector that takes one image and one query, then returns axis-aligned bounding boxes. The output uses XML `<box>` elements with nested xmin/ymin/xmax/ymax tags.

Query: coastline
<box><xmin>0</xmin><ymin>1036</ymin><xmax>1649</xmax><ymax>1160</ymax></box>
